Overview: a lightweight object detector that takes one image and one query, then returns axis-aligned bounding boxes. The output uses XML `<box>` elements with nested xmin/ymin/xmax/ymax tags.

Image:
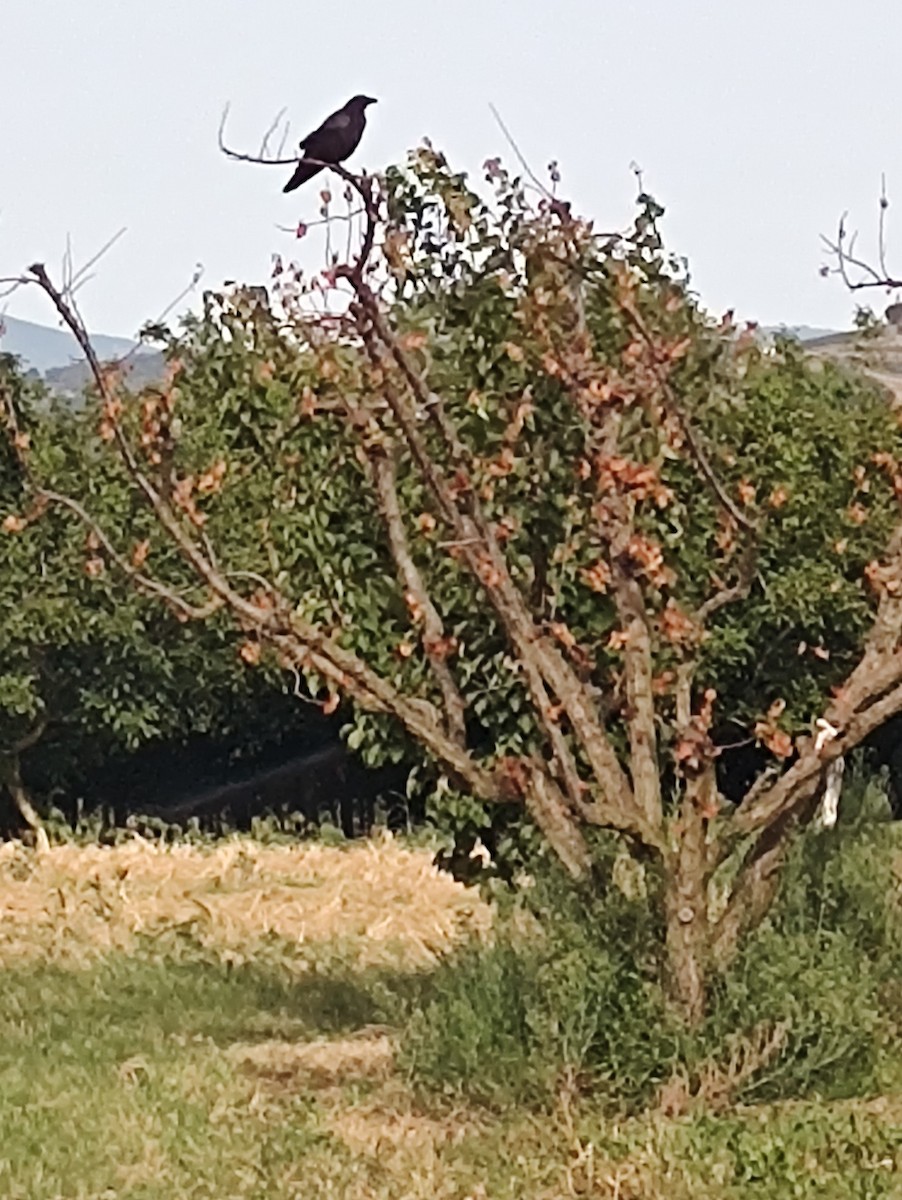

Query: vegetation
<box><xmin>3</xmin><ymin>138</ymin><xmax>902</xmax><ymax>1193</ymax></box>
<box><xmin>0</xmin><ymin>828</ymin><xmax>900</xmax><ymax>1198</ymax></box>
<box><xmin>405</xmin><ymin>764</ymin><xmax>902</xmax><ymax>1112</ymax></box>
<box><xmin>0</xmin><ymin>354</ymin><xmax>336</xmax><ymax>834</ymax></box>
<box><xmin>6</xmin><ymin>146</ymin><xmax>902</xmax><ymax>1024</ymax></box>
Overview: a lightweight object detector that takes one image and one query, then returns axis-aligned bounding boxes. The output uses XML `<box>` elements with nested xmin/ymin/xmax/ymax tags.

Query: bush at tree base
<box><xmin>403</xmin><ymin>768</ymin><xmax>902</xmax><ymax>1109</ymax></box>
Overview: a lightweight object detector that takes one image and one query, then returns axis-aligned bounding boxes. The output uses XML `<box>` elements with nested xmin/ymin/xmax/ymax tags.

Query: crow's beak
<box><xmin>364</xmin><ymin>96</ymin><xmax>378</xmax><ymax>107</ymax></box>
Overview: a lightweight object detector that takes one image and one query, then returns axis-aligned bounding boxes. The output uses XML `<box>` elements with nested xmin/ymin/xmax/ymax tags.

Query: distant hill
<box><xmin>761</xmin><ymin>324</ymin><xmax>839</xmax><ymax>342</ymax></box>
<box><xmin>41</xmin><ymin>351</ymin><xmax>166</xmax><ymax>398</ymax></box>
<box><xmin>0</xmin><ymin>313</ymin><xmax>146</xmax><ymax>373</ymax></box>
<box><xmin>801</xmin><ymin>325</ymin><xmax>902</xmax><ymax>407</ymax></box>
<box><xmin>0</xmin><ymin>313</ymin><xmax>164</xmax><ymax>397</ymax></box>
<box><xmin>0</xmin><ymin>312</ymin><xmax>876</xmax><ymax>406</ymax></box>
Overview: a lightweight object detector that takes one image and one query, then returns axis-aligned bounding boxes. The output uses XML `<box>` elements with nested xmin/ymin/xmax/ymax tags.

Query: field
<box><xmin>2</xmin><ymin>834</ymin><xmax>902</xmax><ymax>1199</ymax></box>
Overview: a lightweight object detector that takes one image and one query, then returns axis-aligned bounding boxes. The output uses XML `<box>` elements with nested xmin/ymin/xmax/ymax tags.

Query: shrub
<box><xmin>403</xmin><ymin>789</ymin><xmax>902</xmax><ymax>1110</ymax></box>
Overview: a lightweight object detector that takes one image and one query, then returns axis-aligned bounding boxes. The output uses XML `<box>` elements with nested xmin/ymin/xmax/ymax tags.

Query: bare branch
<box><xmin>276</xmin><ymin>210</ymin><xmax>365</xmax><ymax>235</ymax></box>
<box><xmin>821</xmin><ymin>181</ymin><xmax>902</xmax><ymax>293</ymax></box>
<box><xmin>258</xmin><ymin>106</ymin><xmax>288</xmax><ymax>160</ymax></box>
<box><xmin>350</xmin><ymin>286</ymin><xmax>649</xmax><ymax>843</ymax></box>
<box><xmin>219</xmin><ymin>105</ymin><xmax>363</xmax><ymax>180</ymax></box>
<box><xmin>10</xmin><ymin>716</ymin><xmax>48</xmax><ymax>755</ymax></box>
<box><xmin>66</xmin><ymin>227</ymin><xmax>128</xmax><ymax>297</ymax></box>
<box><xmin>367</xmin><ymin>443</ymin><xmax>468</xmax><ymax>745</ymax></box>
<box><xmin>39</xmin><ymin>489</ymin><xmax>224</xmax><ymax>622</ymax></box>
<box><xmin>488</xmin><ymin>103</ymin><xmax>556</xmax><ymax>202</ymax></box>
<box><xmin>733</xmin><ymin>649</ymin><xmax>902</xmax><ymax>840</ymax></box>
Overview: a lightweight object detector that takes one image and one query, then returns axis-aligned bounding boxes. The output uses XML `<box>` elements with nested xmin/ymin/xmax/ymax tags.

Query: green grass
<box><xmin>1</xmin><ymin>946</ymin><xmax>902</xmax><ymax>1199</ymax></box>
<box><xmin>0</xmin><ymin>951</ymin><xmax>394</xmax><ymax>1199</ymax></box>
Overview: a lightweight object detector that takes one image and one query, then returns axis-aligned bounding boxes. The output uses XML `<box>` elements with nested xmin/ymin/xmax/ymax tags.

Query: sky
<box><xmin>2</xmin><ymin>0</ymin><xmax>901</xmax><ymax>339</ymax></box>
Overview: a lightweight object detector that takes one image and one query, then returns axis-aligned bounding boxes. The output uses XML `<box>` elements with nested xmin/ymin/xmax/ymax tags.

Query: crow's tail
<box><xmin>282</xmin><ymin>158</ymin><xmax>324</xmax><ymax>193</ymax></box>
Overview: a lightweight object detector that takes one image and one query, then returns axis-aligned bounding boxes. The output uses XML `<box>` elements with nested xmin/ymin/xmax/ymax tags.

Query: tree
<box><xmin>0</xmin><ymin>353</ymin><xmax>327</xmax><ymax>834</ymax></box>
<box><xmin>6</xmin><ymin>146</ymin><xmax>902</xmax><ymax>1024</ymax></box>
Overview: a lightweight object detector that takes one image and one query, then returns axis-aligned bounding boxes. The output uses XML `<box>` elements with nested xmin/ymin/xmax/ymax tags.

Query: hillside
<box><xmin>0</xmin><ymin>313</ymin><xmax>165</xmax><ymax>397</ymax></box>
<box><xmin>42</xmin><ymin>350</ymin><xmax>166</xmax><ymax>397</ymax></box>
<box><xmin>8</xmin><ymin>313</ymin><xmax>900</xmax><ymax>405</ymax></box>
<box><xmin>802</xmin><ymin>325</ymin><xmax>902</xmax><ymax>406</ymax></box>
<box><xmin>0</xmin><ymin>313</ymin><xmax>142</xmax><ymax>373</ymax></box>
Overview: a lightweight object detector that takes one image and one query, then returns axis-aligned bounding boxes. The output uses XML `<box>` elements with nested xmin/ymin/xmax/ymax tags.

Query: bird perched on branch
<box><xmin>283</xmin><ymin>94</ymin><xmax>377</xmax><ymax>192</ymax></box>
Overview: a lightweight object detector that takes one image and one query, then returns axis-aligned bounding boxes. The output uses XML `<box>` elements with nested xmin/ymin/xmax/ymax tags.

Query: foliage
<box><xmin>118</xmin><ymin>190</ymin><xmax>902</xmax><ymax>761</ymax></box>
<box><xmin>10</xmin><ymin>146</ymin><xmax>902</xmax><ymax>1021</ymax></box>
<box><xmin>401</xmin><ymin>864</ymin><xmax>672</xmax><ymax>1106</ymax></box>
<box><xmin>0</xmin><ymin>354</ymin><xmax>325</xmax><ymax>820</ymax></box>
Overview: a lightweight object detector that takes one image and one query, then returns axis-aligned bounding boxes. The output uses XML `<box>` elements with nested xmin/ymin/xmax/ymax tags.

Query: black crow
<box><xmin>283</xmin><ymin>94</ymin><xmax>377</xmax><ymax>193</ymax></box>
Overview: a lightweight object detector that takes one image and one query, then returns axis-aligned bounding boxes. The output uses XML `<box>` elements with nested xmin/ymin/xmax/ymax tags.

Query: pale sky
<box><xmin>2</xmin><ymin>0</ymin><xmax>901</xmax><ymax>338</ymax></box>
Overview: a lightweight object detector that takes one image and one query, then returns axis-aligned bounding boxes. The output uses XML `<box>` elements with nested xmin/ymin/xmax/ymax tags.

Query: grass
<box><xmin>0</xmin><ymin>953</ymin><xmax>387</xmax><ymax>1199</ymax></box>
<box><xmin>0</xmin><ymin>834</ymin><xmax>490</xmax><ymax>972</ymax></box>
<box><xmin>1</xmin><ymin>833</ymin><xmax>902</xmax><ymax>1197</ymax></box>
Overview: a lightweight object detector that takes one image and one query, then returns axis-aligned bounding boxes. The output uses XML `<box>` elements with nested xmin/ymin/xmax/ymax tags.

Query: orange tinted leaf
<box><xmin>424</xmin><ymin>635</ymin><xmax>458</xmax><ymax>661</ymax></box>
<box><xmin>581</xmin><ymin>560</ymin><xmax>611</xmax><ymax>594</ymax></box>
<box><xmin>764</xmin><ymin>729</ymin><xmax>793</xmax><ymax>758</ymax></box>
<box><xmin>736</xmin><ymin>478</ymin><xmax>756</xmax><ymax>506</ymax></box>
<box><xmin>197</xmin><ymin>459</ymin><xmax>227</xmax><ymax>494</ymax></box>
<box><xmin>652</xmin><ymin>670</ymin><xmax>676</xmax><ymax>695</ymax></box>
<box><xmin>399</xmin><ymin>330</ymin><xmax>428</xmax><ymax>351</ymax></box>
<box><xmin>239</xmin><ymin>641</ymin><xmax>261</xmax><ymax>665</ymax></box>
<box><xmin>660</xmin><ymin>600</ymin><xmax>698</xmax><ymax>646</ymax></box>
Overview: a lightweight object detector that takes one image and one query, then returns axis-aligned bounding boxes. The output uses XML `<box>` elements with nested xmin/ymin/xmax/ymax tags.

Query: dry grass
<box><xmin>655</xmin><ymin>1021</ymin><xmax>791</xmax><ymax>1117</ymax></box>
<box><xmin>0</xmin><ymin>833</ymin><xmax>492</xmax><ymax>971</ymax></box>
<box><xmin>227</xmin><ymin>1030</ymin><xmax>397</xmax><ymax>1090</ymax></box>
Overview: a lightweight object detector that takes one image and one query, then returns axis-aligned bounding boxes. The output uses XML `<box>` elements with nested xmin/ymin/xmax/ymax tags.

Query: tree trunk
<box><xmin>663</xmin><ymin>791</ymin><xmax>710</xmax><ymax>1026</ymax></box>
<box><xmin>1</xmin><ymin>753</ymin><xmax>49</xmax><ymax>851</ymax></box>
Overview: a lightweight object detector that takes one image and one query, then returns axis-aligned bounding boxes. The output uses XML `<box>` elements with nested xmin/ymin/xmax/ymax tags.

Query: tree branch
<box><xmin>38</xmin><ymin>490</ymin><xmax>224</xmax><ymax>622</ymax></box>
<box><xmin>366</xmin><ymin>442</ymin><xmax>468</xmax><ymax>745</ymax></box>
<box><xmin>611</xmin><ymin>555</ymin><xmax>663</xmax><ymax>828</ymax></box>
<box><xmin>353</xmin><ymin>295</ymin><xmax>646</xmax><ymax>841</ymax></box>
<box><xmin>821</xmin><ymin>181</ymin><xmax>902</xmax><ymax>293</ymax></box>
<box><xmin>694</xmin><ymin>540</ymin><xmax>757</xmax><ymax>625</ymax></box>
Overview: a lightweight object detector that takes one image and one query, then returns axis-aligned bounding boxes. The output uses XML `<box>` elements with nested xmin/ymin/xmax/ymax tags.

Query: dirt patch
<box><xmin>0</xmin><ymin>835</ymin><xmax>492</xmax><ymax>970</ymax></box>
<box><xmin>228</xmin><ymin>1030</ymin><xmax>396</xmax><ymax>1090</ymax></box>
<box><xmin>323</xmin><ymin>1081</ymin><xmax>487</xmax><ymax>1162</ymax></box>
